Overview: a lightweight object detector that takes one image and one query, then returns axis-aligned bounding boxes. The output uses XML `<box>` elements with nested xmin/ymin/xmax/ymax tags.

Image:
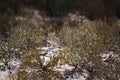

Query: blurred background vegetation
<box><xmin>0</xmin><ymin>0</ymin><xmax>120</xmax><ymax>38</ymax></box>
<box><xmin>0</xmin><ymin>0</ymin><xmax>120</xmax><ymax>17</ymax></box>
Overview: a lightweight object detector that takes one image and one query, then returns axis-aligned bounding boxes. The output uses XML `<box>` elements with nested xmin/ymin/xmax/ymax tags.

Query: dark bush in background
<box><xmin>0</xmin><ymin>0</ymin><xmax>120</xmax><ymax>18</ymax></box>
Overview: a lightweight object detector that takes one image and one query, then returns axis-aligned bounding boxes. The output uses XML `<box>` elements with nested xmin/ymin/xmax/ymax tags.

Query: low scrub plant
<box><xmin>0</xmin><ymin>18</ymin><xmax>45</xmax><ymax>64</ymax></box>
<box><xmin>50</xmin><ymin>20</ymin><xmax>120</xmax><ymax>80</ymax></box>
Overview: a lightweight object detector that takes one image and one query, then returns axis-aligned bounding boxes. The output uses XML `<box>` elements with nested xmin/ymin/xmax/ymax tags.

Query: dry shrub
<box><xmin>12</xmin><ymin>50</ymin><xmax>66</xmax><ymax>80</ymax></box>
<box><xmin>0</xmin><ymin>18</ymin><xmax>46</xmax><ymax>62</ymax></box>
<box><xmin>0</xmin><ymin>17</ymin><xmax>66</xmax><ymax>80</ymax></box>
<box><xmin>50</xmin><ymin>20</ymin><xmax>120</xmax><ymax>80</ymax></box>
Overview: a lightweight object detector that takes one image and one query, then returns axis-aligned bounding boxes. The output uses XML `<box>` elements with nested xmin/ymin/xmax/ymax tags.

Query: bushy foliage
<box><xmin>0</xmin><ymin>18</ymin><xmax>45</xmax><ymax>63</ymax></box>
<box><xmin>14</xmin><ymin>53</ymin><xmax>61</xmax><ymax>80</ymax></box>
<box><xmin>0</xmin><ymin>17</ymin><xmax>66</xmax><ymax>80</ymax></box>
<box><xmin>50</xmin><ymin>20</ymin><xmax>120</xmax><ymax>80</ymax></box>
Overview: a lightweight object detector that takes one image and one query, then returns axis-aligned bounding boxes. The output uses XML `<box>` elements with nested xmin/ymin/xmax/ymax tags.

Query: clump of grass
<box><xmin>0</xmin><ymin>13</ymin><xmax>67</xmax><ymax>80</ymax></box>
<box><xmin>49</xmin><ymin>20</ymin><xmax>120</xmax><ymax>80</ymax></box>
<box><xmin>0</xmin><ymin>18</ymin><xmax>46</xmax><ymax>63</ymax></box>
<box><xmin>11</xmin><ymin>49</ymin><xmax>66</xmax><ymax>80</ymax></box>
